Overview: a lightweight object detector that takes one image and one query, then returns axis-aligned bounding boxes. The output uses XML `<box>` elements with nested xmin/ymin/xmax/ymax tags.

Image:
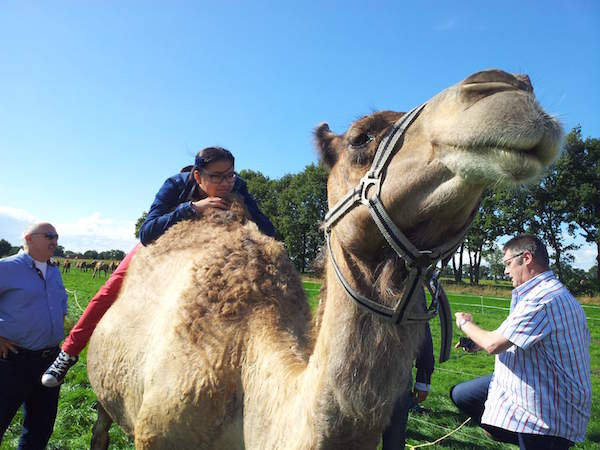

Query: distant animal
<box><xmin>92</xmin><ymin>261</ymin><xmax>110</xmax><ymax>278</ymax></box>
<box><xmin>109</xmin><ymin>260</ymin><xmax>119</xmax><ymax>272</ymax></box>
<box><xmin>87</xmin><ymin>69</ymin><xmax>562</xmax><ymax>449</ymax></box>
<box><xmin>76</xmin><ymin>260</ymin><xmax>91</xmax><ymax>272</ymax></box>
<box><xmin>62</xmin><ymin>259</ymin><xmax>71</xmax><ymax>273</ymax></box>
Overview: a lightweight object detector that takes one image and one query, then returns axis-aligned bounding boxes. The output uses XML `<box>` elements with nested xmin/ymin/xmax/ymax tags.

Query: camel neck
<box><xmin>302</xmin><ymin>259</ymin><xmax>422</xmax><ymax>445</ymax></box>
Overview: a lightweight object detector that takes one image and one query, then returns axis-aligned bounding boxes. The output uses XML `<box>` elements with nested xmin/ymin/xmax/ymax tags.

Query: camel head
<box><xmin>316</xmin><ymin>69</ymin><xmax>562</xmax><ymax>253</ymax></box>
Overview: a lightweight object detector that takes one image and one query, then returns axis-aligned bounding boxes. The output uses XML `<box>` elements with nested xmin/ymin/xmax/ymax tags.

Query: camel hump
<box><xmin>128</xmin><ymin>200</ymin><xmax>311</xmax><ymax>347</ymax></box>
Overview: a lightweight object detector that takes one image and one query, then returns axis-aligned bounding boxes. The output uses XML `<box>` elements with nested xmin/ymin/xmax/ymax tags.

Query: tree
<box><xmin>135</xmin><ymin>212</ymin><xmax>147</xmax><ymax>239</ymax></box>
<box><xmin>83</xmin><ymin>250</ymin><xmax>99</xmax><ymax>259</ymax></box>
<box><xmin>526</xmin><ymin>167</ymin><xmax>576</xmax><ymax>282</ymax></box>
<box><xmin>493</xmin><ymin>186</ymin><xmax>533</xmax><ymax>236</ymax></box>
<box><xmin>276</xmin><ymin>164</ymin><xmax>328</xmax><ymax>272</ymax></box>
<box><xmin>486</xmin><ymin>245</ymin><xmax>505</xmax><ymax>281</ymax></box>
<box><xmin>463</xmin><ymin>189</ymin><xmax>504</xmax><ymax>284</ymax></box>
<box><xmin>53</xmin><ymin>245</ymin><xmax>65</xmax><ymax>258</ymax></box>
<box><xmin>559</xmin><ymin>127</ymin><xmax>600</xmax><ymax>284</ymax></box>
<box><xmin>238</xmin><ymin>169</ymin><xmax>279</xmax><ymax>229</ymax></box>
<box><xmin>495</xmin><ymin>161</ymin><xmax>576</xmax><ymax>284</ymax></box>
<box><xmin>0</xmin><ymin>239</ymin><xmax>12</xmax><ymax>257</ymax></box>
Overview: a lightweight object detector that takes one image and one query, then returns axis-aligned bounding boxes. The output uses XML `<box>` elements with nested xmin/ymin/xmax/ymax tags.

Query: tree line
<box><xmin>137</xmin><ymin>127</ymin><xmax>597</xmax><ymax>295</ymax></box>
<box><xmin>454</xmin><ymin>127</ymin><xmax>598</xmax><ymax>295</ymax></box>
<box><xmin>0</xmin><ymin>240</ymin><xmax>125</xmax><ymax>262</ymax></box>
<box><xmin>133</xmin><ymin>162</ymin><xmax>329</xmax><ymax>274</ymax></box>
<box><xmin>235</xmin><ymin>127</ymin><xmax>598</xmax><ymax>295</ymax></box>
<box><xmin>4</xmin><ymin>127</ymin><xmax>597</xmax><ymax>295</ymax></box>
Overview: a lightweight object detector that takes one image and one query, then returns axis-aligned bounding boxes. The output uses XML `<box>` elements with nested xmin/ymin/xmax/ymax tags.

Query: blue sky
<box><xmin>1</xmin><ymin>1</ymin><xmax>598</xmax><ymax>269</ymax></box>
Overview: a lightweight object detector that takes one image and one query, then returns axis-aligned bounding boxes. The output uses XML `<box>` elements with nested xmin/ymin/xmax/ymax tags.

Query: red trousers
<box><xmin>62</xmin><ymin>243</ymin><xmax>142</xmax><ymax>356</ymax></box>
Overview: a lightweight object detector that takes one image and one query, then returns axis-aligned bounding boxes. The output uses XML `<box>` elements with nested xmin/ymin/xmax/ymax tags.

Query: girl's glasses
<box><xmin>203</xmin><ymin>171</ymin><xmax>237</xmax><ymax>184</ymax></box>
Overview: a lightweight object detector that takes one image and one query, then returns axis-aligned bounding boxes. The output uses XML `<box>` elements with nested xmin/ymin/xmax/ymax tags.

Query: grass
<box><xmin>2</xmin><ymin>272</ymin><xmax>598</xmax><ymax>449</ymax></box>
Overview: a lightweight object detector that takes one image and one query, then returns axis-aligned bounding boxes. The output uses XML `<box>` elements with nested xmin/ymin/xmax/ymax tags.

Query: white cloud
<box><xmin>0</xmin><ymin>206</ymin><xmax>38</xmax><ymax>244</ymax></box>
<box><xmin>0</xmin><ymin>206</ymin><xmax>137</xmax><ymax>252</ymax></box>
<box><xmin>570</xmin><ymin>246</ymin><xmax>597</xmax><ymax>271</ymax></box>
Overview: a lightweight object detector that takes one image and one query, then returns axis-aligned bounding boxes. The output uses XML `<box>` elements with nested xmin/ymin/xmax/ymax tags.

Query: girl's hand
<box><xmin>0</xmin><ymin>336</ymin><xmax>18</xmax><ymax>359</ymax></box>
<box><xmin>192</xmin><ymin>197</ymin><xmax>231</xmax><ymax>215</ymax></box>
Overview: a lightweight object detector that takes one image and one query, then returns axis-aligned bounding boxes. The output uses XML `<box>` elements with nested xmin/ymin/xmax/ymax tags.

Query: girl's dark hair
<box><xmin>195</xmin><ymin>147</ymin><xmax>234</xmax><ymax>170</ymax></box>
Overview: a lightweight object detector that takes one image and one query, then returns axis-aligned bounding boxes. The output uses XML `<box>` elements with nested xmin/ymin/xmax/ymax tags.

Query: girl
<box><xmin>42</xmin><ymin>147</ymin><xmax>275</xmax><ymax>387</ymax></box>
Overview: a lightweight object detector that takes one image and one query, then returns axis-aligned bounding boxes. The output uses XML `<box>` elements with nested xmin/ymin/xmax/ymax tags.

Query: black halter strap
<box><xmin>323</xmin><ymin>103</ymin><xmax>468</xmax><ymax>363</ymax></box>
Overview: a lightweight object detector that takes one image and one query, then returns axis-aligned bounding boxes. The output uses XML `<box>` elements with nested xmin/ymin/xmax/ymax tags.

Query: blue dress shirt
<box><xmin>0</xmin><ymin>251</ymin><xmax>68</xmax><ymax>350</ymax></box>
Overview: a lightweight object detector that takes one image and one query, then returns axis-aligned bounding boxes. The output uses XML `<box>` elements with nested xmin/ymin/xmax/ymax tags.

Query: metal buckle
<box><xmin>359</xmin><ymin>174</ymin><xmax>381</xmax><ymax>205</ymax></box>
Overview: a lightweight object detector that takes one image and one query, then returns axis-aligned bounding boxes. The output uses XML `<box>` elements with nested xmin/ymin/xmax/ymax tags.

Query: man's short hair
<box><xmin>503</xmin><ymin>234</ymin><xmax>549</xmax><ymax>268</ymax></box>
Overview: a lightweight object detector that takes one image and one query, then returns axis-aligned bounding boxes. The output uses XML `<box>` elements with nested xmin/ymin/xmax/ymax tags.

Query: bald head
<box><xmin>23</xmin><ymin>222</ymin><xmax>59</xmax><ymax>262</ymax></box>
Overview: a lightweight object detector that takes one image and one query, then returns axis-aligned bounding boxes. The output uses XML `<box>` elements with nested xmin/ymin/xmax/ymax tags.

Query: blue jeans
<box><xmin>0</xmin><ymin>347</ymin><xmax>61</xmax><ymax>450</ymax></box>
<box><xmin>382</xmin><ymin>388</ymin><xmax>412</xmax><ymax>449</ymax></box>
<box><xmin>450</xmin><ymin>374</ymin><xmax>574</xmax><ymax>450</ymax></box>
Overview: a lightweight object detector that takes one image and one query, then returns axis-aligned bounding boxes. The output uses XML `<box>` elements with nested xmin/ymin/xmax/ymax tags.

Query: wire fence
<box><xmin>58</xmin><ymin>283</ymin><xmax>595</xmax><ymax>448</ymax></box>
<box><xmin>305</xmin><ymin>287</ymin><xmax>600</xmax><ymax>321</ymax></box>
<box><xmin>447</xmin><ymin>292</ymin><xmax>600</xmax><ymax>322</ymax></box>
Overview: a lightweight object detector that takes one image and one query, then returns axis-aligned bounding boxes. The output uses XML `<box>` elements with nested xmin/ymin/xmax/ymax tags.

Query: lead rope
<box><xmin>65</xmin><ymin>288</ymin><xmax>85</xmax><ymax>314</ymax></box>
<box><xmin>406</xmin><ymin>417</ymin><xmax>471</xmax><ymax>449</ymax></box>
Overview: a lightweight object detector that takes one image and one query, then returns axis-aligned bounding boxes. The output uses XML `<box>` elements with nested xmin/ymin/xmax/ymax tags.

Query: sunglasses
<box><xmin>31</xmin><ymin>232</ymin><xmax>59</xmax><ymax>240</ymax></box>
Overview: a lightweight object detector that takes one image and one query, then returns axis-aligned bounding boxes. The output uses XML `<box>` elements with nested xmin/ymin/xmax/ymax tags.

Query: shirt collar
<box><xmin>17</xmin><ymin>249</ymin><xmax>53</xmax><ymax>266</ymax></box>
<box><xmin>513</xmin><ymin>270</ymin><xmax>554</xmax><ymax>299</ymax></box>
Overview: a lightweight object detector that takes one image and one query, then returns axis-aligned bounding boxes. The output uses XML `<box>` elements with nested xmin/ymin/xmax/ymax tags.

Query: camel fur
<box><xmin>87</xmin><ymin>69</ymin><xmax>562</xmax><ymax>449</ymax></box>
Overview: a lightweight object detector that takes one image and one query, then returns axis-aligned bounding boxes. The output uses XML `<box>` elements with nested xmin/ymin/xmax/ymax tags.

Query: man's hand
<box><xmin>455</xmin><ymin>311</ymin><xmax>473</xmax><ymax>329</ymax></box>
<box><xmin>413</xmin><ymin>388</ymin><xmax>429</xmax><ymax>404</ymax></box>
<box><xmin>192</xmin><ymin>197</ymin><xmax>231</xmax><ymax>215</ymax></box>
<box><xmin>0</xmin><ymin>336</ymin><xmax>18</xmax><ymax>359</ymax></box>
<box><xmin>455</xmin><ymin>337</ymin><xmax>481</xmax><ymax>353</ymax></box>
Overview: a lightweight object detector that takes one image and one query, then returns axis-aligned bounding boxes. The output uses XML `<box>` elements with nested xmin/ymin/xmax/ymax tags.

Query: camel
<box><xmin>86</xmin><ymin>69</ymin><xmax>562</xmax><ymax>449</ymax></box>
<box><xmin>109</xmin><ymin>260</ymin><xmax>119</xmax><ymax>272</ymax></box>
<box><xmin>92</xmin><ymin>261</ymin><xmax>110</xmax><ymax>278</ymax></box>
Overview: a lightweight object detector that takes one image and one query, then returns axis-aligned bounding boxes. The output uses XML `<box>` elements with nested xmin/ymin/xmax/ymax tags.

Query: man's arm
<box><xmin>455</xmin><ymin>312</ymin><xmax>513</xmax><ymax>355</ymax></box>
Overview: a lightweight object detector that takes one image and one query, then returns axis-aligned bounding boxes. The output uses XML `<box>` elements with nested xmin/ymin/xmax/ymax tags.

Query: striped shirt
<box><xmin>481</xmin><ymin>271</ymin><xmax>591</xmax><ymax>442</ymax></box>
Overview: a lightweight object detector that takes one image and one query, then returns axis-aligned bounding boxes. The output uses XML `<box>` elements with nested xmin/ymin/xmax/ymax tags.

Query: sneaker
<box><xmin>41</xmin><ymin>350</ymin><xmax>78</xmax><ymax>387</ymax></box>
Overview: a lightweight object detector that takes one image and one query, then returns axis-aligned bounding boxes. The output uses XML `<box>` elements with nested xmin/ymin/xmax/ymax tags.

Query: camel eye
<box><xmin>349</xmin><ymin>133</ymin><xmax>373</xmax><ymax>148</ymax></box>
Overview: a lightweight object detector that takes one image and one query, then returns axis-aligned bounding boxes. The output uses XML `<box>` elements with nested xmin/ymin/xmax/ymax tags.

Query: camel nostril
<box><xmin>460</xmin><ymin>69</ymin><xmax>533</xmax><ymax>101</ymax></box>
<box><xmin>514</xmin><ymin>74</ymin><xmax>534</xmax><ymax>93</ymax></box>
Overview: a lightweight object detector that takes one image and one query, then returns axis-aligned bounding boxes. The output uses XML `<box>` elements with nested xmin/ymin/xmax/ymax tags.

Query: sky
<box><xmin>1</xmin><ymin>1</ymin><xmax>599</xmax><ymax>269</ymax></box>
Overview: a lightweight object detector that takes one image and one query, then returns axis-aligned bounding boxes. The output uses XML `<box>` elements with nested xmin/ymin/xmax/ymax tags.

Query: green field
<box><xmin>2</xmin><ymin>271</ymin><xmax>598</xmax><ymax>449</ymax></box>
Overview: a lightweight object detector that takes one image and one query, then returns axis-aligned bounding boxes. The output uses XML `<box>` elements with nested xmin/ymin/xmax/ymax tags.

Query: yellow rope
<box><xmin>65</xmin><ymin>288</ymin><xmax>85</xmax><ymax>314</ymax></box>
<box><xmin>406</xmin><ymin>417</ymin><xmax>471</xmax><ymax>449</ymax></box>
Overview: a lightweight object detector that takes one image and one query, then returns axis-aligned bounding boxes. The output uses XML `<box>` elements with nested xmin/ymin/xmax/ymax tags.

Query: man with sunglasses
<box><xmin>449</xmin><ymin>234</ymin><xmax>591</xmax><ymax>449</ymax></box>
<box><xmin>0</xmin><ymin>223</ymin><xmax>68</xmax><ymax>449</ymax></box>
<box><xmin>42</xmin><ymin>146</ymin><xmax>276</xmax><ymax>388</ymax></box>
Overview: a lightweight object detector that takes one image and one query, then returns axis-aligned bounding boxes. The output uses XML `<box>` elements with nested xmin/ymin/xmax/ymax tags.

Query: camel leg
<box><xmin>90</xmin><ymin>402</ymin><xmax>112</xmax><ymax>450</ymax></box>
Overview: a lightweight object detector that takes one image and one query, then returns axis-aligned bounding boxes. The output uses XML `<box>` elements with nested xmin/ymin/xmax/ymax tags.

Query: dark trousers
<box><xmin>382</xmin><ymin>388</ymin><xmax>412</xmax><ymax>449</ymax></box>
<box><xmin>450</xmin><ymin>374</ymin><xmax>574</xmax><ymax>450</ymax></box>
<box><xmin>0</xmin><ymin>347</ymin><xmax>61</xmax><ymax>450</ymax></box>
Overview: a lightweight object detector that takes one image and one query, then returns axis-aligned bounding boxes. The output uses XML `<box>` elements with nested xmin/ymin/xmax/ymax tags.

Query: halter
<box><xmin>323</xmin><ymin>103</ymin><xmax>469</xmax><ymax>363</ymax></box>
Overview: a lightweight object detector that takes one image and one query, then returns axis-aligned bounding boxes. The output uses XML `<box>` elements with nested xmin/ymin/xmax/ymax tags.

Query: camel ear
<box><xmin>314</xmin><ymin>123</ymin><xmax>339</xmax><ymax>169</ymax></box>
